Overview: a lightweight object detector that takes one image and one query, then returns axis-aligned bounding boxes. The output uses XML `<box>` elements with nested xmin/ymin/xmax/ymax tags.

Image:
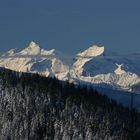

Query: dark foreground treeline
<box><xmin>0</xmin><ymin>68</ymin><xmax>140</xmax><ymax>140</ymax></box>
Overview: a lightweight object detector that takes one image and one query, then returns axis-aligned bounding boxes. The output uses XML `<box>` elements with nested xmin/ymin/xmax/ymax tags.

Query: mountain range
<box><xmin>1</xmin><ymin>41</ymin><xmax>140</xmax><ymax>93</ymax></box>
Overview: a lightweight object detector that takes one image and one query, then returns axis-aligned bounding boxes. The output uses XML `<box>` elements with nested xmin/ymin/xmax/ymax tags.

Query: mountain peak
<box><xmin>27</xmin><ymin>41</ymin><xmax>40</xmax><ymax>49</ymax></box>
<box><xmin>28</xmin><ymin>41</ymin><xmax>40</xmax><ymax>49</ymax></box>
<box><xmin>77</xmin><ymin>45</ymin><xmax>104</xmax><ymax>58</ymax></box>
<box><xmin>1</xmin><ymin>42</ymin><xmax>140</xmax><ymax>93</ymax></box>
<box><xmin>18</xmin><ymin>41</ymin><xmax>56</xmax><ymax>56</ymax></box>
<box><xmin>20</xmin><ymin>41</ymin><xmax>41</xmax><ymax>55</ymax></box>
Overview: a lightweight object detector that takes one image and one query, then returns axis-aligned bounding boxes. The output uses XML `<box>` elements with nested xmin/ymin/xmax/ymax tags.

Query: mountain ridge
<box><xmin>0</xmin><ymin>41</ymin><xmax>140</xmax><ymax>93</ymax></box>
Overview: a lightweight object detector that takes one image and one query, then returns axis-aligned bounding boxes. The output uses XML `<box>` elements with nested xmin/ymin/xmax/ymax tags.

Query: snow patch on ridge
<box><xmin>2</xmin><ymin>48</ymin><xmax>18</xmax><ymax>56</ymax></box>
<box><xmin>73</xmin><ymin>45</ymin><xmax>104</xmax><ymax>76</ymax></box>
<box><xmin>41</xmin><ymin>49</ymin><xmax>55</xmax><ymax>56</ymax></box>
<box><xmin>114</xmin><ymin>64</ymin><xmax>126</xmax><ymax>75</ymax></box>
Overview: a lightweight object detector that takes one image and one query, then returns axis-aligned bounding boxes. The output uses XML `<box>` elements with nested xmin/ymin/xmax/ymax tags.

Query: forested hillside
<box><xmin>0</xmin><ymin>68</ymin><xmax>140</xmax><ymax>140</ymax></box>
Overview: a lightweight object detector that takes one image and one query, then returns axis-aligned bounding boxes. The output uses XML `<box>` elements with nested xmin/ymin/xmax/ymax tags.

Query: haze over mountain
<box><xmin>1</xmin><ymin>41</ymin><xmax>140</xmax><ymax>93</ymax></box>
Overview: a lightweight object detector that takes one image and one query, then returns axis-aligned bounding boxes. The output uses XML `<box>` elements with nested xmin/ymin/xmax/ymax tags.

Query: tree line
<box><xmin>0</xmin><ymin>68</ymin><xmax>140</xmax><ymax>140</ymax></box>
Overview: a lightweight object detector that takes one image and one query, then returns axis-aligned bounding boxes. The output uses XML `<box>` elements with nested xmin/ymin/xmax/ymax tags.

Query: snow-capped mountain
<box><xmin>0</xmin><ymin>41</ymin><xmax>69</xmax><ymax>80</ymax></box>
<box><xmin>1</xmin><ymin>41</ymin><xmax>140</xmax><ymax>93</ymax></box>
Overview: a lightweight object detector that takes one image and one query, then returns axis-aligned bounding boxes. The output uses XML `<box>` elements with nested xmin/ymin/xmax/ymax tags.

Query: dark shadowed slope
<box><xmin>0</xmin><ymin>68</ymin><xmax>140</xmax><ymax>140</ymax></box>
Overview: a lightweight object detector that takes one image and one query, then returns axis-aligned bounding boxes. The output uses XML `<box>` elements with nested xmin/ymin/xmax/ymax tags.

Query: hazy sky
<box><xmin>0</xmin><ymin>0</ymin><xmax>140</xmax><ymax>54</ymax></box>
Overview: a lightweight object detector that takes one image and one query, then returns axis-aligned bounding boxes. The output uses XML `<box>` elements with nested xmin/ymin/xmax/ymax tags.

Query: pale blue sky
<box><xmin>0</xmin><ymin>0</ymin><xmax>140</xmax><ymax>54</ymax></box>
